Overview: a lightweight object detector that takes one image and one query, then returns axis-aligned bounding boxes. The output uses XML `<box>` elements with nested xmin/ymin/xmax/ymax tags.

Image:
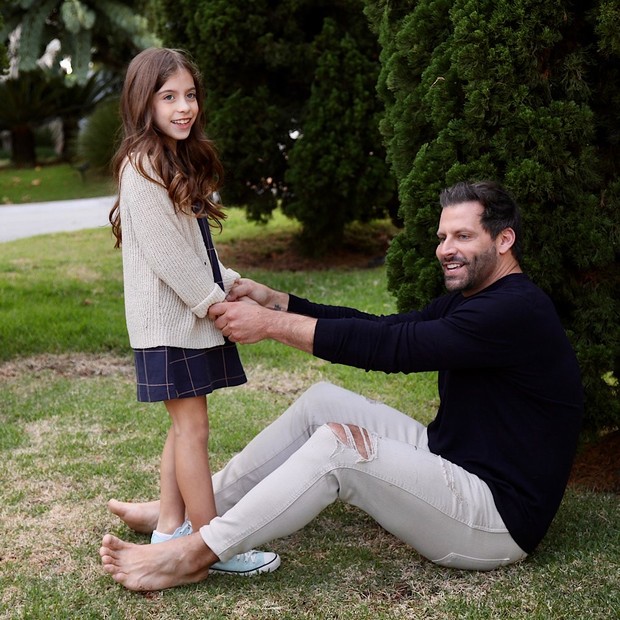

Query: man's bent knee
<box><xmin>327</xmin><ymin>423</ymin><xmax>377</xmax><ymax>461</ymax></box>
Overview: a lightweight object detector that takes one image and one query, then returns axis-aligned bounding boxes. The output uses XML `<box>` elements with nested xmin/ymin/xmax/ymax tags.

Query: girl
<box><xmin>108</xmin><ymin>48</ymin><xmax>279</xmax><ymax>575</ymax></box>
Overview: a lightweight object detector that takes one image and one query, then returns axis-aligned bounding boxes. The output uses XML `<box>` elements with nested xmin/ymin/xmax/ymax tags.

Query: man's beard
<box><xmin>443</xmin><ymin>246</ymin><xmax>498</xmax><ymax>293</ymax></box>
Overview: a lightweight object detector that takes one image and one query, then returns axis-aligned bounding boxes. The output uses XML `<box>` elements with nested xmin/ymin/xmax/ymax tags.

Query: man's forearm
<box><xmin>263</xmin><ymin>309</ymin><xmax>316</xmax><ymax>354</ymax></box>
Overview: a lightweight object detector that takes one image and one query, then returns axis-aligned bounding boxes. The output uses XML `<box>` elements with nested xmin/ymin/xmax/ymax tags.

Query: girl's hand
<box><xmin>226</xmin><ymin>278</ymin><xmax>269</xmax><ymax>304</ymax></box>
<box><xmin>227</xmin><ymin>278</ymin><xmax>289</xmax><ymax>311</ymax></box>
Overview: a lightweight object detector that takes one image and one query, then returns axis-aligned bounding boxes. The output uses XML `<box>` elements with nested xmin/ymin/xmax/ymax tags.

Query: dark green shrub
<box><xmin>366</xmin><ymin>0</ymin><xmax>619</xmax><ymax>434</ymax></box>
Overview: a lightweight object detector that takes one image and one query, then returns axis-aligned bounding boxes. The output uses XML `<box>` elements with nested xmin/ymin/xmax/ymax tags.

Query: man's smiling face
<box><xmin>435</xmin><ymin>201</ymin><xmax>504</xmax><ymax>297</ymax></box>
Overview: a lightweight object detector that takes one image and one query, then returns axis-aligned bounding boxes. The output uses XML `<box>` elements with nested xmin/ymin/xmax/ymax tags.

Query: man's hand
<box><xmin>226</xmin><ymin>278</ymin><xmax>289</xmax><ymax>311</ymax></box>
<box><xmin>209</xmin><ymin>300</ymin><xmax>316</xmax><ymax>353</ymax></box>
<box><xmin>209</xmin><ymin>301</ymin><xmax>273</xmax><ymax>344</ymax></box>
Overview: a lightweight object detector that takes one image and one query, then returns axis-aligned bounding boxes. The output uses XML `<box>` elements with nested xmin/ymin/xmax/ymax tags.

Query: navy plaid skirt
<box><xmin>133</xmin><ymin>343</ymin><xmax>246</xmax><ymax>402</ymax></box>
<box><xmin>132</xmin><ymin>215</ymin><xmax>246</xmax><ymax>403</ymax></box>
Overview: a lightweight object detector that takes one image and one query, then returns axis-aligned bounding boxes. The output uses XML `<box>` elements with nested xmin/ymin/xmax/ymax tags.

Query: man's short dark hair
<box><xmin>439</xmin><ymin>181</ymin><xmax>523</xmax><ymax>263</ymax></box>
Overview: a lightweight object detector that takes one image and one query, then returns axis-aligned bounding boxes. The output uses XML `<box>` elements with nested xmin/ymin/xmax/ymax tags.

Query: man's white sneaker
<box><xmin>209</xmin><ymin>550</ymin><xmax>281</xmax><ymax>576</ymax></box>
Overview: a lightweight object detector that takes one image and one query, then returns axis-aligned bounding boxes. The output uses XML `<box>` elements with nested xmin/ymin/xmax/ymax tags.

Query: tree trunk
<box><xmin>61</xmin><ymin>117</ymin><xmax>79</xmax><ymax>162</ymax></box>
<box><xmin>11</xmin><ymin>125</ymin><xmax>37</xmax><ymax>168</ymax></box>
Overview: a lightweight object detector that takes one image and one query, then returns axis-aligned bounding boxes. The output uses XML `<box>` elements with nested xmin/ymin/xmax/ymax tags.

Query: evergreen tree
<box><xmin>283</xmin><ymin>18</ymin><xmax>395</xmax><ymax>253</ymax></box>
<box><xmin>366</xmin><ymin>0</ymin><xmax>619</xmax><ymax>433</ymax></box>
<box><xmin>153</xmin><ymin>0</ymin><xmax>395</xmax><ymax>251</ymax></box>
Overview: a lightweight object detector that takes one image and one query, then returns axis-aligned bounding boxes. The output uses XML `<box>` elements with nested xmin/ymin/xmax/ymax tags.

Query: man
<box><xmin>100</xmin><ymin>181</ymin><xmax>583</xmax><ymax>591</ymax></box>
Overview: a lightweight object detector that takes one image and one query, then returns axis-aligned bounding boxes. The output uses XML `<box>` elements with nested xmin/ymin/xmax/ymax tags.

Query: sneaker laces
<box><xmin>237</xmin><ymin>550</ymin><xmax>259</xmax><ymax>564</ymax></box>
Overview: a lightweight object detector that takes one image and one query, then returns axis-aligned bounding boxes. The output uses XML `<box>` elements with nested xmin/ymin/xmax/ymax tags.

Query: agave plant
<box><xmin>0</xmin><ymin>69</ymin><xmax>64</xmax><ymax>166</ymax></box>
<box><xmin>0</xmin><ymin>67</ymin><xmax>119</xmax><ymax>166</ymax></box>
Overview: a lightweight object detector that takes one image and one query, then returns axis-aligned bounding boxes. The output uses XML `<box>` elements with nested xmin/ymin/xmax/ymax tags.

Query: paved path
<box><xmin>0</xmin><ymin>195</ymin><xmax>115</xmax><ymax>242</ymax></box>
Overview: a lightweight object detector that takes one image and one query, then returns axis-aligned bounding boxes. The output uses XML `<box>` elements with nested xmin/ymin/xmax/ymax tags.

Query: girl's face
<box><xmin>151</xmin><ymin>68</ymin><xmax>198</xmax><ymax>148</ymax></box>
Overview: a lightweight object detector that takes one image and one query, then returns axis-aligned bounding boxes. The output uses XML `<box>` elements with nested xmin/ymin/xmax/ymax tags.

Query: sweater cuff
<box><xmin>221</xmin><ymin>268</ymin><xmax>241</xmax><ymax>294</ymax></box>
<box><xmin>191</xmin><ymin>285</ymin><xmax>227</xmax><ymax>318</ymax></box>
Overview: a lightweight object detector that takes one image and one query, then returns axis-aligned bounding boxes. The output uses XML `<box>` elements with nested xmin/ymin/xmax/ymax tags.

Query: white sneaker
<box><xmin>150</xmin><ymin>519</ymin><xmax>192</xmax><ymax>544</ymax></box>
<box><xmin>209</xmin><ymin>550</ymin><xmax>281</xmax><ymax>576</ymax></box>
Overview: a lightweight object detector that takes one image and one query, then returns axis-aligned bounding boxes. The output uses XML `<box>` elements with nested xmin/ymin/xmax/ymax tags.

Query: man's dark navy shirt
<box><xmin>288</xmin><ymin>273</ymin><xmax>583</xmax><ymax>553</ymax></box>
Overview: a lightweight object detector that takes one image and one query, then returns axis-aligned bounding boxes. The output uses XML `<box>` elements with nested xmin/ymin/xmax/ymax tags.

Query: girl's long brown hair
<box><xmin>109</xmin><ymin>48</ymin><xmax>225</xmax><ymax>247</ymax></box>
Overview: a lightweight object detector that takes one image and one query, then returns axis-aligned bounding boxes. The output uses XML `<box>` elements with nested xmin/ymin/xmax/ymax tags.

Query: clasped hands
<box><xmin>208</xmin><ymin>278</ymin><xmax>275</xmax><ymax>344</ymax></box>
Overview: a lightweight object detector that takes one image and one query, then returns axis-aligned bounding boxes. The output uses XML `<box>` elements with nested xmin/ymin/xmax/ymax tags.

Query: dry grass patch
<box><xmin>0</xmin><ymin>352</ymin><xmax>134</xmax><ymax>380</ymax></box>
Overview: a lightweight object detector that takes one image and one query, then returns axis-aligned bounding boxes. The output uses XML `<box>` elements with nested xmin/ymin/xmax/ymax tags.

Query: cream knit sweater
<box><xmin>119</xmin><ymin>158</ymin><xmax>240</xmax><ymax>349</ymax></box>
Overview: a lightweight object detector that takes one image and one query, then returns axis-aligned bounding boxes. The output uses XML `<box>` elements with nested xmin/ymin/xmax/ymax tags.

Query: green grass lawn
<box><xmin>0</xmin><ymin>163</ymin><xmax>114</xmax><ymax>204</ymax></box>
<box><xmin>0</xmin><ymin>211</ymin><xmax>618</xmax><ymax>619</ymax></box>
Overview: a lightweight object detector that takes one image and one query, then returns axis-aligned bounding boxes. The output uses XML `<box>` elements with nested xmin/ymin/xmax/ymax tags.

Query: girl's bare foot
<box><xmin>107</xmin><ymin>499</ymin><xmax>160</xmax><ymax>534</ymax></box>
<box><xmin>99</xmin><ymin>533</ymin><xmax>215</xmax><ymax>591</ymax></box>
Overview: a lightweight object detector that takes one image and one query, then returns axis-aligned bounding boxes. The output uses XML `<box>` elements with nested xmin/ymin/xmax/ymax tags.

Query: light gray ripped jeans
<box><xmin>201</xmin><ymin>382</ymin><xmax>527</xmax><ymax>570</ymax></box>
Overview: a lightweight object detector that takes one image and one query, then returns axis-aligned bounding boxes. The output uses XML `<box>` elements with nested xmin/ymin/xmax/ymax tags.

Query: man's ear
<box><xmin>497</xmin><ymin>227</ymin><xmax>516</xmax><ymax>255</ymax></box>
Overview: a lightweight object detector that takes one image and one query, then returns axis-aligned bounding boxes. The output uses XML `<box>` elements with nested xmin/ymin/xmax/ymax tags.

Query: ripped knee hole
<box><xmin>327</xmin><ymin>423</ymin><xmax>377</xmax><ymax>461</ymax></box>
